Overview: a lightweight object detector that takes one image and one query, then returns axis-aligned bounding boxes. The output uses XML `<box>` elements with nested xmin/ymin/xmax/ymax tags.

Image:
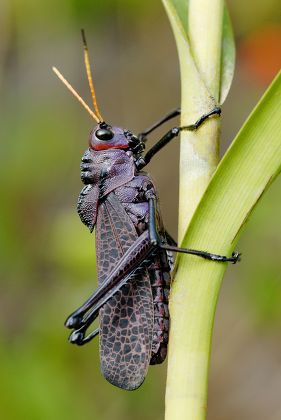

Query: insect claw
<box><xmin>65</xmin><ymin>314</ymin><xmax>83</xmax><ymax>329</ymax></box>
<box><xmin>69</xmin><ymin>330</ymin><xmax>85</xmax><ymax>345</ymax></box>
<box><xmin>231</xmin><ymin>252</ymin><xmax>241</xmax><ymax>264</ymax></box>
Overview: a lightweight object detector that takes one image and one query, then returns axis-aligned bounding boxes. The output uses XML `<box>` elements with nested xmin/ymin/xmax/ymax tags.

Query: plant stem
<box><xmin>188</xmin><ymin>0</ymin><xmax>224</xmax><ymax>101</ymax></box>
<box><xmin>178</xmin><ymin>0</ymin><xmax>224</xmax><ymax>240</ymax></box>
<box><xmin>163</xmin><ymin>0</ymin><xmax>281</xmax><ymax>420</ymax></box>
<box><xmin>163</xmin><ymin>1</ymin><xmax>224</xmax><ymax>417</ymax></box>
<box><xmin>165</xmin><ymin>71</ymin><xmax>281</xmax><ymax>419</ymax></box>
<box><xmin>163</xmin><ymin>2</ymin><xmax>280</xmax><ymax>420</ymax></box>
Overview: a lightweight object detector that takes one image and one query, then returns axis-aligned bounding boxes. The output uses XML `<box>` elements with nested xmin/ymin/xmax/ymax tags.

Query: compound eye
<box><xmin>95</xmin><ymin>128</ymin><xmax>114</xmax><ymax>141</ymax></box>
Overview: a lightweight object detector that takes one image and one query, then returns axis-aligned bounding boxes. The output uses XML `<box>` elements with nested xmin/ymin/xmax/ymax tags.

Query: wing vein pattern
<box><xmin>96</xmin><ymin>192</ymin><xmax>154</xmax><ymax>390</ymax></box>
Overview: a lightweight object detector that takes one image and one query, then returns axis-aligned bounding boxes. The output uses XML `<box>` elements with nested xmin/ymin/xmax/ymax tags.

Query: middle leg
<box><xmin>146</xmin><ymin>195</ymin><xmax>241</xmax><ymax>264</ymax></box>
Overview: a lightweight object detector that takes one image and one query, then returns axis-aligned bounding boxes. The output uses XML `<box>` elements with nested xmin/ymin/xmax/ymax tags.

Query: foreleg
<box><xmin>136</xmin><ymin>107</ymin><xmax>221</xmax><ymax>169</ymax></box>
<box><xmin>138</xmin><ymin>107</ymin><xmax>181</xmax><ymax>141</ymax></box>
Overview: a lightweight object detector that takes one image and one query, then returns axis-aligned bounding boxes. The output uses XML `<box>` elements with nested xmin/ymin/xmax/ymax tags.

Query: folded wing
<box><xmin>96</xmin><ymin>193</ymin><xmax>154</xmax><ymax>390</ymax></box>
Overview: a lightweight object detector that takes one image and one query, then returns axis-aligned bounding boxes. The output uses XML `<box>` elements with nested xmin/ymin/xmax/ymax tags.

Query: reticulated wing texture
<box><xmin>96</xmin><ymin>193</ymin><xmax>154</xmax><ymax>390</ymax></box>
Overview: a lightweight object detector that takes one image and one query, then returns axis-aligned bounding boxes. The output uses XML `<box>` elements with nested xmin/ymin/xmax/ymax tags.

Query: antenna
<box><xmin>81</xmin><ymin>29</ymin><xmax>103</xmax><ymax>122</ymax></box>
<box><xmin>52</xmin><ymin>66</ymin><xmax>100</xmax><ymax>123</ymax></box>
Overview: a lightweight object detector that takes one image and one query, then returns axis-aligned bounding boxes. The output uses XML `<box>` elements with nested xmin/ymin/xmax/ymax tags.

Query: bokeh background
<box><xmin>0</xmin><ymin>1</ymin><xmax>281</xmax><ymax>419</ymax></box>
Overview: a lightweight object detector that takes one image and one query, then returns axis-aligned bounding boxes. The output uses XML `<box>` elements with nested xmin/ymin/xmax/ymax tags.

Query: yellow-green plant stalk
<box><xmin>162</xmin><ymin>0</ymin><xmax>281</xmax><ymax>419</ymax></box>
<box><xmin>163</xmin><ymin>0</ymin><xmax>233</xmax><ymax>240</ymax></box>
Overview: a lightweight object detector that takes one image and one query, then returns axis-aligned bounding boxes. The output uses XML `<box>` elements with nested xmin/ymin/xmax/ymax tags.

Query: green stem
<box><xmin>165</xmin><ymin>71</ymin><xmax>281</xmax><ymax>419</ymax></box>
<box><xmin>163</xmin><ymin>1</ymin><xmax>224</xmax><ymax>418</ymax></box>
<box><xmin>163</xmin><ymin>0</ymin><xmax>281</xmax><ymax>418</ymax></box>
<box><xmin>162</xmin><ymin>0</ymin><xmax>224</xmax><ymax>242</ymax></box>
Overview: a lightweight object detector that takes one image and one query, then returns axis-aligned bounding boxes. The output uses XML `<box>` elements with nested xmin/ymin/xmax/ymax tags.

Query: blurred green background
<box><xmin>0</xmin><ymin>1</ymin><xmax>280</xmax><ymax>419</ymax></box>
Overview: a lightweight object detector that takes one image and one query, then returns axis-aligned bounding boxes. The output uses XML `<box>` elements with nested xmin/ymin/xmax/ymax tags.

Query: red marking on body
<box><xmin>91</xmin><ymin>144</ymin><xmax>129</xmax><ymax>151</ymax></box>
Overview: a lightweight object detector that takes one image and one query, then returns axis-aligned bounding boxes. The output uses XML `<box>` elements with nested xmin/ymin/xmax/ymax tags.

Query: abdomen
<box><xmin>114</xmin><ymin>172</ymin><xmax>171</xmax><ymax>364</ymax></box>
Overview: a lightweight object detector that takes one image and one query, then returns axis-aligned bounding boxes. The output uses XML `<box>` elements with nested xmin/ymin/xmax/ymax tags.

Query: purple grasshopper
<box><xmin>53</xmin><ymin>31</ymin><xmax>240</xmax><ymax>391</ymax></box>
